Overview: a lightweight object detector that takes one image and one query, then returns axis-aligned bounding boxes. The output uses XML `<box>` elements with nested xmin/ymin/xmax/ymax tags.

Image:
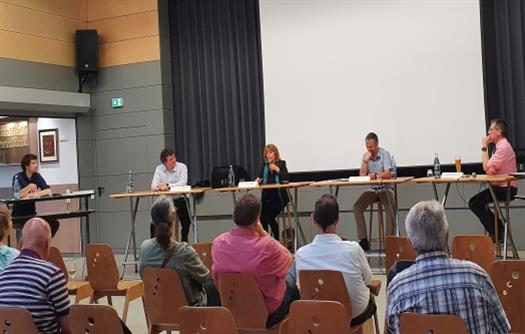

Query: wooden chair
<box><xmin>143</xmin><ymin>267</ymin><xmax>188</xmax><ymax>334</ymax></box>
<box><xmin>178</xmin><ymin>306</ymin><xmax>238</xmax><ymax>334</ymax></box>
<box><xmin>218</xmin><ymin>272</ymin><xmax>280</xmax><ymax>333</ymax></box>
<box><xmin>47</xmin><ymin>246</ymin><xmax>93</xmax><ymax>304</ymax></box>
<box><xmin>69</xmin><ymin>304</ymin><xmax>124</xmax><ymax>334</ymax></box>
<box><xmin>399</xmin><ymin>312</ymin><xmax>468</xmax><ymax>333</ymax></box>
<box><xmin>299</xmin><ymin>270</ymin><xmax>378</xmax><ymax>333</ymax></box>
<box><xmin>282</xmin><ymin>300</ymin><xmax>352</xmax><ymax>334</ymax></box>
<box><xmin>191</xmin><ymin>242</ymin><xmax>213</xmax><ymax>271</ymax></box>
<box><xmin>451</xmin><ymin>235</ymin><xmax>496</xmax><ymax>272</ymax></box>
<box><xmin>489</xmin><ymin>260</ymin><xmax>525</xmax><ymax>333</ymax></box>
<box><xmin>0</xmin><ymin>307</ymin><xmax>38</xmax><ymax>334</ymax></box>
<box><xmin>385</xmin><ymin>236</ymin><xmax>416</xmax><ymax>272</ymax></box>
<box><xmin>85</xmin><ymin>244</ymin><xmax>144</xmax><ymax>323</ymax></box>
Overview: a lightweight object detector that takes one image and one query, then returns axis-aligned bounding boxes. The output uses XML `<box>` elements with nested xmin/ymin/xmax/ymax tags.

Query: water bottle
<box><xmin>13</xmin><ymin>176</ymin><xmax>20</xmax><ymax>200</ymax></box>
<box><xmin>391</xmin><ymin>155</ymin><xmax>397</xmax><ymax>179</ymax></box>
<box><xmin>228</xmin><ymin>165</ymin><xmax>235</xmax><ymax>187</ymax></box>
<box><xmin>433</xmin><ymin>153</ymin><xmax>441</xmax><ymax>178</ymax></box>
<box><xmin>127</xmin><ymin>171</ymin><xmax>134</xmax><ymax>193</ymax></box>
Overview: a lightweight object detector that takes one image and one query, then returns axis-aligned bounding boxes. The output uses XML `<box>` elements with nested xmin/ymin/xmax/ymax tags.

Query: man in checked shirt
<box><xmin>386</xmin><ymin>200</ymin><xmax>509</xmax><ymax>334</ymax></box>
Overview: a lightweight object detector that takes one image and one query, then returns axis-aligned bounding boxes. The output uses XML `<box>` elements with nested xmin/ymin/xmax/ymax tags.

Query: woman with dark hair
<box><xmin>256</xmin><ymin>144</ymin><xmax>289</xmax><ymax>240</ymax></box>
<box><xmin>139</xmin><ymin>196</ymin><xmax>215</xmax><ymax>306</ymax></box>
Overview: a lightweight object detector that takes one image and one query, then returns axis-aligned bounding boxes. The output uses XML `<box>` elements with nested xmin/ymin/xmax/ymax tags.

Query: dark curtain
<box><xmin>481</xmin><ymin>0</ymin><xmax>525</xmax><ymax>161</ymax></box>
<box><xmin>168</xmin><ymin>0</ymin><xmax>265</xmax><ymax>183</ymax></box>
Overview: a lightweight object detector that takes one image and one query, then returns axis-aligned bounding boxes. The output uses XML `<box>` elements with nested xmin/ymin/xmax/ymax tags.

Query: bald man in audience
<box><xmin>0</xmin><ymin>218</ymin><xmax>71</xmax><ymax>334</ymax></box>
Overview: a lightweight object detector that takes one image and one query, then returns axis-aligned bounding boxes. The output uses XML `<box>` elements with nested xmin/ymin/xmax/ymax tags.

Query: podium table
<box><xmin>415</xmin><ymin>174</ymin><xmax>518</xmax><ymax>259</ymax></box>
<box><xmin>0</xmin><ymin>190</ymin><xmax>95</xmax><ymax>252</ymax></box>
<box><xmin>110</xmin><ymin>187</ymin><xmax>210</xmax><ymax>278</ymax></box>
<box><xmin>310</xmin><ymin>177</ymin><xmax>414</xmax><ymax>236</ymax></box>
<box><xmin>211</xmin><ymin>182</ymin><xmax>312</xmax><ymax>252</ymax></box>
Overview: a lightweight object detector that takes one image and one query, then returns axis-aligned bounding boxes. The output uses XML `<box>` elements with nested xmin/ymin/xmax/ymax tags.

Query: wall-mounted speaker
<box><xmin>75</xmin><ymin>29</ymin><xmax>98</xmax><ymax>75</ymax></box>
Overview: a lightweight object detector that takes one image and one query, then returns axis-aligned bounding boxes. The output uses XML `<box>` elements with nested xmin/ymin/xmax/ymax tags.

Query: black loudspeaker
<box><xmin>75</xmin><ymin>30</ymin><xmax>98</xmax><ymax>75</ymax></box>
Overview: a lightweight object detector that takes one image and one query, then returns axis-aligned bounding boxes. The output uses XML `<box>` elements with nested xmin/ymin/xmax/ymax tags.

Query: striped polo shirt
<box><xmin>0</xmin><ymin>249</ymin><xmax>70</xmax><ymax>334</ymax></box>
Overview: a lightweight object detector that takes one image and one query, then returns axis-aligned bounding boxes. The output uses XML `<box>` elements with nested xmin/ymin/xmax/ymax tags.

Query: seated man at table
<box><xmin>212</xmin><ymin>194</ymin><xmax>299</xmax><ymax>327</ymax></box>
<box><xmin>295</xmin><ymin>194</ymin><xmax>376</xmax><ymax>326</ymax></box>
<box><xmin>12</xmin><ymin>154</ymin><xmax>59</xmax><ymax>236</ymax></box>
<box><xmin>0</xmin><ymin>218</ymin><xmax>71</xmax><ymax>334</ymax></box>
<box><xmin>469</xmin><ymin>119</ymin><xmax>518</xmax><ymax>242</ymax></box>
<box><xmin>386</xmin><ymin>200</ymin><xmax>509</xmax><ymax>334</ymax></box>
<box><xmin>353</xmin><ymin>132</ymin><xmax>395</xmax><ymax>251</ymax></box>
<box><xmin>151</xmin><ymin>148</ymin><xmax>192</xmax><ymax>242</ymax></box>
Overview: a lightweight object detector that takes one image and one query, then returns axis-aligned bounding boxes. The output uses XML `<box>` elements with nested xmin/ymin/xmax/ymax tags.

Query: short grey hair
<box><xmin>405</xmin><ymin>200</ymin><xmax>448</xmax><ymax>254</ymax></box>
<box><xmin>150</xmin><ymin>195</ymin><xmax>176</xmax><ymax>224</ymax></box>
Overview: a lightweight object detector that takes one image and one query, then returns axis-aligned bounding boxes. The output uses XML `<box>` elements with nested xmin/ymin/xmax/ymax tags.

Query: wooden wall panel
<box><xmin>87</xmin><ymin>0</ymin><xmax>157</xmax><ymax>21</ymax></box>
<box><xmin>0</xmin><ymin>0</ymin><xmax>87</xmax><ymax>20</ymax></box>
<box><xmin>88</xmin><ymin>11</ymin><xmax>158</xmax><ymax>43</ymax></box>
<box><xmin>0</xmin><ymin>30</ymin><xmax>75</xmax><ymax>67</ymax></box>
<box><xmin>0</xmin><ymin>2</ymin><xmax>86</xmax><ymax>42</ymax></box>
<box><xmin>99</xmin><ymin>36</ymin><xmax>160</xmax><ymax>68</ymax></box>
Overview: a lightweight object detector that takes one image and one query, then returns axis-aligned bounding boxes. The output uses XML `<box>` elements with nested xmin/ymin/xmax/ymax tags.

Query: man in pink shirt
<box><xmin>212</xmin><ymin>194</ymin><xmax>299</xmax><ymax>327</ymax></box>
<box><xmin>469</xmin><ymin>119</ymin><xmax>518</xmax><ymax>241</ymax></box>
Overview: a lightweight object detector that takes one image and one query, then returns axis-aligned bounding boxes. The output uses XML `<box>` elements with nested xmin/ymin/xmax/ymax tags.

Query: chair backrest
<box><xmin>299</xmin><ymin>270</ymin><xmax>353</xmax><ymax>320</ymax></box>
<box><xmin>386</xmin><ymin>236</ymin><xmax>417</xmax><ymax>272</ymax></box>
<box><xmin>191</xmin><ymin>242</ymin><xmax>213</xmax><ymax>271</ymax></box>
<box><xmin>399</xmin><ymin>312</ymin><xmax>468</xmax><ymax>333</ymax></box>
<box><xmin>452</xmin><ymin>235</ymin><xmax>496</xmax><ymax>272</ymax></box>
<box><xmin>178</xmin><ymin>306</ymin><xmax>238</xmax><ymax>334</ymax></box>
<box><xmin>285</xmin><ymin>300</ymin><xmax>351</xmax><ymax>334</ymax></box>
<box><xmin>489</xmin><ymin>260</ymin><xmax>525</xmax><ymax>333</ymax></box>
<box><xmin>218</xmin><ymin>272</ymin><xmax>269</xmax><ymax>329</ymax></box>
<box><xmin>0</xmin><ymin>307</ymin><xmax>38</xmax><ymax>334</ymax></box>
<box><xmin>48</xmin><ymin>246</ymin><xmax>69</xmax><ymax>283</ymax></box>
<box><xmin>143</xmin><ymin>267</ymin><xmax>188</xmax><ymax>325</ymax></box>
<box><xmin>85</xmin><ymin>244</ymin><xmax>120</xmax><ymax>290</ymax></box>
<box><xmin>69</xmin><ymin>304</ymin><xmax>124</xmax><ymax>334</ymax></box>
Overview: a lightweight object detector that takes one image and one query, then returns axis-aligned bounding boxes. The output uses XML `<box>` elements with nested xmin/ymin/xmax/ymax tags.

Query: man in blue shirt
<box><xmin>12</xmin><ymin>154</ymin><xmax>59</xmax><ymax>236</ymax></box>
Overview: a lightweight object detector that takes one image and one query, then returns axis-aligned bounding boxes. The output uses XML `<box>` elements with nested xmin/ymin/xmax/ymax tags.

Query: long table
<box><xmin>0</xmin><ymin>190</ymin><xmax>95</xmax><ymax>252</ymax></box>
<box><xmin>110</xmin><ymin>188</ymin><xmax>210</xmax><ymax>278</ymax></box>
<box><xmin>309</xmin><ymin>177</ymin><xmax>414</xmax><ymax>236</ymax></box>
<box><xmin>415</xmin><ymin>174</ymin><xmax>518</xmax><ymax>259</ymax></box>
<box><xmin>211</xmin><ymin>182</ymin><xmax>312</xmax><ymax>252</ymax></box>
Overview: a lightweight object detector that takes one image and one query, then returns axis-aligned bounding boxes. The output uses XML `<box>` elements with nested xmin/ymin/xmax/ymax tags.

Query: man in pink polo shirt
<box><xmin>469</xmin><ymin>119</ymin><xmax>518</xmax><ymax>241</ymax></box>
<box><xmin>212</xmin><ymin>193</ymin><xmax>299</xmax><ymax>327</ymax></box>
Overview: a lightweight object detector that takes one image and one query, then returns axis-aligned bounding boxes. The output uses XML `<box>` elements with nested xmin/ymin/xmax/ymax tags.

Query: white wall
<box><xmin>0</xmin><ymin>117</ymin><xmax>78</xmax><ymax>188</ymax></box>
<box><xmin>37</xmin><ymin>118</ymin><xmax>78</xmax><ymax>185</ymax></box>
<box><xmin>260</xmin><ymin>0</ymin><xmax>486</xmax><ymax>172</ymax></box>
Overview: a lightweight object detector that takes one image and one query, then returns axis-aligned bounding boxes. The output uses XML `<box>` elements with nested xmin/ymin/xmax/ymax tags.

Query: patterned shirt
<box><xmin>0</xmin><ymin>246</ymin><xmax>19</xmax><ymax>271</ymax></box>
<box><xmin>151</xmin><ymin>162</ymin><xmax>188</xmax><ymax>189</ymax></box>
<box><xmin>363</xmin><ymin>147</ymin><xmax>392</xmax><ymax>191</ymax></box>
<box><xmin>386</xmin><ymin>251</ymin><xmax>509</xmax><ymax>334</ymax></box>
<box><xmin>0</xmin><ymin>249</ymin><xmax>70</xmax><ymax>334</ymax></box>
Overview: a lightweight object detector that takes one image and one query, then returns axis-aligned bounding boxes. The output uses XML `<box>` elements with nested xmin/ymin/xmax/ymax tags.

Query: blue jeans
<box><xmin>266</xmin><ymin>272</ymin><xmax>300</xmax><ymax>327</ymax></box>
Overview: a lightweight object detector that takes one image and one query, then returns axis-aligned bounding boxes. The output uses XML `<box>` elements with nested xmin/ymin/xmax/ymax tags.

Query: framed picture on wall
<box><xmin>39</xmin><ymin>129</ymin><xmax>59</xmax><ymax>162</ymax></box>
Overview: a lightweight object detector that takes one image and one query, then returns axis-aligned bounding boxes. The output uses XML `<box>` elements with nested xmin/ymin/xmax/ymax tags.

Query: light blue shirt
<box><xmin>0</xmin><ymin>246</ymin><xmax>20</xmax><ymax>271</ymax></box>
<box><xmin>363</xmin><ymin>147</ymin><xmax>392</xmax><ymax>190</ymax></box>
<box><xmin>151</xmin><ymin>162</ymin><xmax>188</xmax><ymax>190</ymax></box>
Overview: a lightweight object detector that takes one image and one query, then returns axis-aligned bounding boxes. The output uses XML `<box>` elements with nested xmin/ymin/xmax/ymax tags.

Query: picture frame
<box><xmin>39</xmin><ymin>129</ymin><xmax>59</xmax><ymax>162</ymax></box>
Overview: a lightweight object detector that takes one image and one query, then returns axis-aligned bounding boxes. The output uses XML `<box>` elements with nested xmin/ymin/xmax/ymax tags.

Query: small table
<box><xmin>110</xmin><ymin>188</ymin><xmax>210</xmax><ymax>278</ymax></box>
<box><xmin>415</xmin><ymin>174</ymin><xmax>518</xmax><ymax>259</ymax></box>
<box><xmin>0</xmin><ymin>190</ymin><xmax>95</xmax><ymax>252</ymax></box>
<box><xmin>212</xmin><ymin>182</ymin><xmax>312</xmax><ymax>252</ymax></box>
<box><xmin>310</xmin><ymin>177</ymin><xmax>414</xmax><ymax>236</ymax></box>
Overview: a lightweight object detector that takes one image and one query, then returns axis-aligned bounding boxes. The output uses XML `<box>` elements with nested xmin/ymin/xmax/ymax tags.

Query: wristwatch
<box><xmin>481</xmin><ymin>147</ymin><xmax>488</xmax><ymax>152</ymax></box>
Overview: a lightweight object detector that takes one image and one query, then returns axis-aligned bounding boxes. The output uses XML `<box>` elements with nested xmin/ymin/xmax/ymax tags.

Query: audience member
<box><xmin>0</xmin><ymin>203</ymin><xmax>19</xmax><ymax>270</ymax></box>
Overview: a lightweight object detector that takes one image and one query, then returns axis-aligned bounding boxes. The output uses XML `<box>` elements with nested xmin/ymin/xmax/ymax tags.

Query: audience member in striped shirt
<box><xmin>386</xmin><ymin>201</ymin><xmax>510</xmax><ymax>334</ymax></box>
<box><xmin>0</xmin><ymin>218</ymin><xmax>71</xmax><ymax>334</ymax></box>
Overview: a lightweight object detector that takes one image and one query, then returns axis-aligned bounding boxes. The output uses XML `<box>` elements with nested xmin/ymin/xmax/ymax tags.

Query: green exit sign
<box><xmin>111</xmin><ymin>97</ymin><xmax>124</xmax><ymax>108</ymax></box>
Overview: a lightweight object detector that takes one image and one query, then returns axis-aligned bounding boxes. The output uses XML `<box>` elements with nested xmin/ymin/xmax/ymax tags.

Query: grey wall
<box><xmin>77</xmin><ymin>60</ymin><xmax>174</xmax><ymax>251</ymax></box>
